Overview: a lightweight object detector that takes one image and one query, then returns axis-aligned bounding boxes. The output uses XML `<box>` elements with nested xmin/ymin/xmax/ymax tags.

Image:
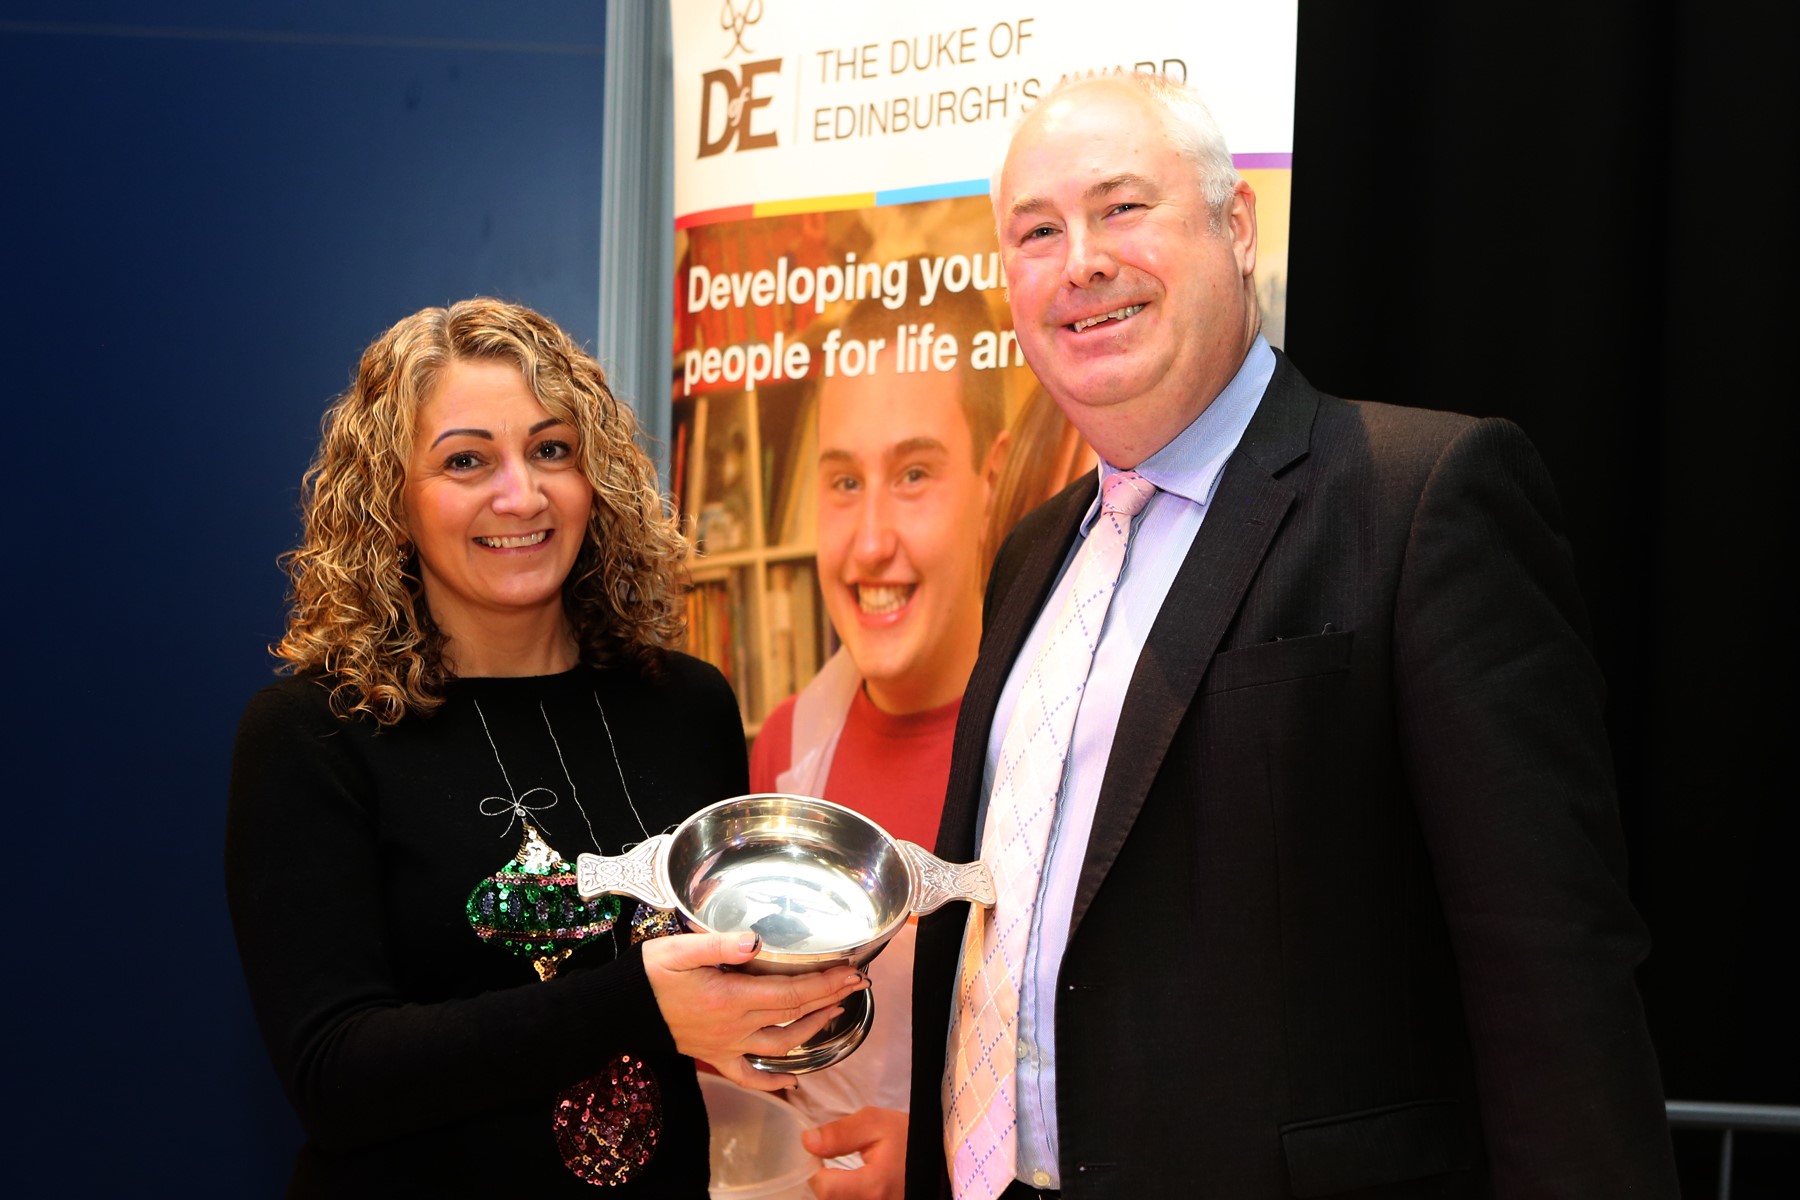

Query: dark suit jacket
<box><xmin>906</xmin><ymin>355</ymin><xmax>1676</xmax><ymax>1199</ymax></box>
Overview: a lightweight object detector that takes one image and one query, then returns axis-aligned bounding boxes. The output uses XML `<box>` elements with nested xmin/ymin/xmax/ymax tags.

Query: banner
<box><xmin>671</xmin><ymin>0</ymin><xmax>1297</xmax><ymax>732</ymax></box>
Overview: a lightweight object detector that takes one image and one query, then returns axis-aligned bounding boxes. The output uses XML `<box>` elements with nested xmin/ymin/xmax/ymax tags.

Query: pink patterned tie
<box><xmin>943</xmin><ymin>470</ymin><xmax>1156</xmax><ymax>1200</ymax></box>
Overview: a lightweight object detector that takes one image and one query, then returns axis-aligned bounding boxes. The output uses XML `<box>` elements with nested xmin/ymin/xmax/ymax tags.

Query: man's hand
<box><xmin>642</xmin><ymin>931</ymin><xmax>868</xmax><ymax>1091</ymax></box>
<box><xmin>802</xmin><ymin>1106</ymin><xmax>907</xmax><ymax>1200</ymax></box>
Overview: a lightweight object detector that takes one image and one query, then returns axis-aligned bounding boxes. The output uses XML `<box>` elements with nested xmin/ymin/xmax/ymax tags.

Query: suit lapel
<box><xmin>1069</xmin><ymin>355</ymin><xmax>1320</xmax><ymax>937</ymax></box>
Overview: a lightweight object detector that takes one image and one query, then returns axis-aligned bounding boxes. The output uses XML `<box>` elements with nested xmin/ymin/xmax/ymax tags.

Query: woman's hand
<box><xmin>803</xmin><ymin>1106</ymin><xmax>908</xmax><ymax>1200</ymax></box>
<box><xmin>642</xmin><ymin>931</ymin><xmax>869</xmax><ymax>1091</ymax></box>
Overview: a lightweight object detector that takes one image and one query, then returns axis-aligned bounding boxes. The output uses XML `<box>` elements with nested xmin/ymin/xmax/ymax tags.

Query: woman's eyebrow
<box><xmin>429</xmin><ymin>427</ymin><xmax>491</xmax><ymax>448</ymax></box>
<box><xmin>429</xmin><ymin>417</ymin><xmax>567</xmax><ymax>448</ymax></box>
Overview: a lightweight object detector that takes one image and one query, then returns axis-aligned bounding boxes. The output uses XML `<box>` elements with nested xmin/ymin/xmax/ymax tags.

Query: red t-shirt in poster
<box><xmin>749</xmin><ymin>685</ymin><xmax>959</xmax><ymax>848</ymax></box>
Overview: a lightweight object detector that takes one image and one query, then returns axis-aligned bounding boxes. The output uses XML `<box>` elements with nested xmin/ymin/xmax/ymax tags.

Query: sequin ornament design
<box><xmin>630</xmin><ymin>904</ymin><xmax>685</xmax><ymax>945</ymax></box>
<box><xmin>465</xmin><ymin>819</ymin><xmax>621</xmax><ymax>981</ymax></box>
<box><xmin>553</xmin><ymin>1054</ymin><xmax>665</xmax><ymax>1185</ymax></box>
<box><xmin>463</xmin><ymin>695</ymin><xmax>672</xmax><ymax>1186</ymax></box>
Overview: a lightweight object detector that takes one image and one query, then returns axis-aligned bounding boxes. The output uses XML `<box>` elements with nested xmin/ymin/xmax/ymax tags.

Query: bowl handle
<box><xmin>575</xmin><ymin>835</ymin><xmax>678</xmax><ymax>910</ymax></box>
<box><xmin>897</xmin><ymin>840</ymin><xmax>996</xmax><ymax>915</ymax></box>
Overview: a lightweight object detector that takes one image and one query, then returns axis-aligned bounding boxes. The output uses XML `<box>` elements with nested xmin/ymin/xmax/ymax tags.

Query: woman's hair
<box><xmin>984</xmin><ymin>383</ymin><xmax>1094</xmax><ymax>570</ymax></box>
<box><xmin>275</xmin><ymin>297</ymin><xmax>688</xmax><ymax>724</ymax></box>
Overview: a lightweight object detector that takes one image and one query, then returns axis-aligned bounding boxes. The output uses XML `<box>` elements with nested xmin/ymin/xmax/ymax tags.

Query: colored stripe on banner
<box><xmin>876</xmin><ymin>179</ymin><xmax>991</xmax><ymax>205</ymax></box>
<box><xmin>675</xmin><ymin>204</ymin><xmax>754</xmax><ymax>231</ymax></box>
<box><xmin>757</xmin><ymin>192</ymin><xmax>875</xmax><ymax>216</ymax></box>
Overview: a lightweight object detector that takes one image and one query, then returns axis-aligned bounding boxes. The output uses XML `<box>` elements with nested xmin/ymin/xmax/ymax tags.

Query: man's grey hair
<box><xmin>992</xmin><ymin>71</ymin><xmax>1242</xmax><ymax>226</ymax></box>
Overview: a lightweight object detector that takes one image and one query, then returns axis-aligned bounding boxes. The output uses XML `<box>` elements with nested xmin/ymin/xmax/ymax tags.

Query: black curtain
<box><xmin>1285</xmin><ymin>2</ymin><xmax>1797</xmax><ymax>1194</ymax></box>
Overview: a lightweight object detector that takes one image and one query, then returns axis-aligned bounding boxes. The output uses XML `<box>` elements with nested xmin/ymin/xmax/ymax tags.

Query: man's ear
<box><xmin>979</xmin><ymin>429</ymin><xmax>1013</xmax><ymax>515</ymax></box>
<box><xmin>1228</xmin><ymin>178</ymin><xmax>1258</xmax><ymax>280</ymax></box>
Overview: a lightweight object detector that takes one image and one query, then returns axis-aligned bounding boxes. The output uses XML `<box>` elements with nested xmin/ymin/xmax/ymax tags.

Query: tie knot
<box><xmin>1101</xmin><ymin>470</ymin><xmax>1154</xmax><ymax>518</ymax></box>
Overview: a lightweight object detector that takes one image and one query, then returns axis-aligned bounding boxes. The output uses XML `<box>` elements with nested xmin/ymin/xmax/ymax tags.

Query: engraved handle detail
<box><xmin>575</xmin><ymin>835</ymin><xmax>677</xmax><ymax>910</ymax></box>
<box><xmin>898</xmin><ymin>840</ymin><xmax>996</xmax><ymax>915</ymax></box>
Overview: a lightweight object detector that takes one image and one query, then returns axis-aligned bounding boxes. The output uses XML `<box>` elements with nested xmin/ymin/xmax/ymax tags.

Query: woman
<box><xmin>983</xmin><ymin>382</ymin><xmax>1095</xmax><ymax>573</ymax></box>
<box><xmin>227</xmin><ymin>298</ymin><xmax>865</xmax><ymax>1196</ymax></box>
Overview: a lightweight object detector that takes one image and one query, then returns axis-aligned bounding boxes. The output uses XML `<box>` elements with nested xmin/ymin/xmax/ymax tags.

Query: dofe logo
<box><xmin>698</xmin><ymin>58</ymin><xmax>782</xmax><ymax>158</ymax></box>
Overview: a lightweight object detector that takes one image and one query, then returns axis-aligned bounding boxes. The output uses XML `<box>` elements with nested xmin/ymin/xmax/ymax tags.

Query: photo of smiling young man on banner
<box><xmin>673</xmin><ymin>207</ymin><xmax>1063</xmax><ymax>1196</ymax></box>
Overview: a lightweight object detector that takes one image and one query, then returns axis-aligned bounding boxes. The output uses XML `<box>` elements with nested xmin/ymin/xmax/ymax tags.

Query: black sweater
<box><xmin>226</xmin><ymin>656</ymin><xmax>747</xmax><ymax>1197</ymax></box>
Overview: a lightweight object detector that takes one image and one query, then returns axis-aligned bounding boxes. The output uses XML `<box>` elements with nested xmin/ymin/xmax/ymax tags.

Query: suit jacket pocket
<box><xmin>1202</xmin><ymin>629</ymin><xmax>1354</xmax><ymax>695</ymax></box>
<box><xmin>1280</xmin><ymin>1098</ymin><xmax>1475</xmax><ymax>1198</ymax></box>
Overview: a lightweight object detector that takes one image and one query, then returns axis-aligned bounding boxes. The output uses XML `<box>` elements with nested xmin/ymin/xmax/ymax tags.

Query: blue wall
<box><xmin>3</xmin><ymin>3</ymin><xmax>608</xmax><ymax>1190</ymax></box>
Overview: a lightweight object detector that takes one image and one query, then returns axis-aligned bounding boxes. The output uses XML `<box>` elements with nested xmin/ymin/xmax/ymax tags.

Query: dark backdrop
<box><xmin>1287</xmin><ymin>2</ymin><xmax>1797</xmax><ymax>1195</ymax></box>
<box><xmin>2</xmin><ymin>2</ymin><xmax>607</xmax><ymax>1193</ymax></box>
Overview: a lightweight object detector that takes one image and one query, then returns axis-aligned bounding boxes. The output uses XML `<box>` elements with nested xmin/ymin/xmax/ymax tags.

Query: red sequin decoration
<box><xmin>553</xmin><ymin>1055</ymin><xmax>663</xmax><ymax>1186</ymax></box>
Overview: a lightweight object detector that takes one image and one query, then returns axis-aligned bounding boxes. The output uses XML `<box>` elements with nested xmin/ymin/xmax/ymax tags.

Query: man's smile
<box><xmin>1069</xmin><ymin>303</ymin><xmax>1146</xmax><ymax>333</ymax></box>
<box><xmin>855</xmin><ymin>583</ymin><xmax>915</xmax><ymax>616</ymax></box>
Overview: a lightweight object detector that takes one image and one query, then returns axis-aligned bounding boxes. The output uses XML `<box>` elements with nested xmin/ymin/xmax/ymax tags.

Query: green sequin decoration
<box><xmin>467</xmin><ymin>820</ymin><xmax>621</xmax><ymax>972</ymax></box>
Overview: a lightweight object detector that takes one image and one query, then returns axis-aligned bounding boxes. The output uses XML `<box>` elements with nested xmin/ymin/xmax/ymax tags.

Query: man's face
<box><xmin>996</xmin><ymin>80</ymin><xmax>1258</xmax><ymax>463</ymax></box>
<box><xmin>815</xmin><ymin>363</ymin><xmax>998</xmax><ymax>714</ymax></box>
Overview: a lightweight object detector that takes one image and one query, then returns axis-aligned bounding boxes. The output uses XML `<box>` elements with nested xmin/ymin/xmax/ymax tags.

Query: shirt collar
<box><xmin>1081</xmin><ymin>335</ymin><xmax>1275</xmax><ymax>532</ymax></box>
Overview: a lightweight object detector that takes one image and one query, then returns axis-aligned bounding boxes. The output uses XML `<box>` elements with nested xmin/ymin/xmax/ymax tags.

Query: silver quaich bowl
<box><xmin>576</xmin><ymin>792</ymin><xmax>993</xmax><ymax>1073</ymax></box>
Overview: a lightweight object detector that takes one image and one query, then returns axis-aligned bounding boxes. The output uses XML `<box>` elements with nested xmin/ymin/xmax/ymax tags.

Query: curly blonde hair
<box><xmin>276</xmin><ymin>297</ymin><xmax>689</xmax><ymax>724</ymax></box>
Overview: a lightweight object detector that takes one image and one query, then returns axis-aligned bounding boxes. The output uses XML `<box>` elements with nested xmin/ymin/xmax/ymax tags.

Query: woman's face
<box><xmin>401</xmin><ymin>358</ymin><xmax>593</xmax><ymax>643</ymax></box>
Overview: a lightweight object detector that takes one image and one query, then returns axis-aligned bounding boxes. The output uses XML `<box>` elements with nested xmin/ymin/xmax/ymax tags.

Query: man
<box><xmin>747</xmin><ymin>282</ymin><xmax>1011</xmax><ymax>1199</ymax></box>
<box><xmin>904</xmin><ymin>73</ymin><xmax>1678</xmax><ymax>1199</ymax></box>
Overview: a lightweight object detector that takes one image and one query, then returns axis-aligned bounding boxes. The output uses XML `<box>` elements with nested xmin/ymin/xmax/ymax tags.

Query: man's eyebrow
<box><xmin>1088</xmin><ymin>173</ymin><xmax>1154</xmax><ymax>200</ymax></box>
<box><xmin>1008</xmin><ymin>193</ymin><xmax>1051</xmax><ymax>222</ymax></box>
<box><xmin>1007</xmin><ymin>194</ymin><xmax>1053</xmax><ymax>223</ymax></box>
<box><xmin>818</xmin><ymin>436</ymin><xmax>949</xmax><ymax>466</ymax></box>
<box><xmin>888</xmin><ymin>436</ymin><xmax>950</xmax><ymax>458</ymax></box>
<box><xmin>429</xmin><ymin>417</ymin><xmax>567</xmax><ymax>448</ymax></box>
<box><xmin>1007</xmin><ymin>174</ymin><xmax>1152</xmax><ymax>223</ymax></box>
